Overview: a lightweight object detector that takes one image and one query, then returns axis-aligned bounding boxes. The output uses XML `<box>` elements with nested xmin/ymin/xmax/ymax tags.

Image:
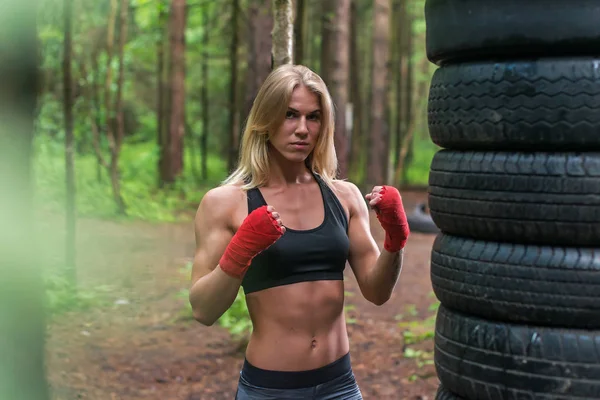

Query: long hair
<box><xmin>222</xmin><ymin>64</ymin><xmax>338</xmax><ymax>190</ymax></box>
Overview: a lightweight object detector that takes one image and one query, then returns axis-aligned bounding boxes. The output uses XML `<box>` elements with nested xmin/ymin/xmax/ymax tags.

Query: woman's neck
<box><xmin>267</xmin><ymin>149</ymin><xmax>313</xmax><ymax>187</ymax></box>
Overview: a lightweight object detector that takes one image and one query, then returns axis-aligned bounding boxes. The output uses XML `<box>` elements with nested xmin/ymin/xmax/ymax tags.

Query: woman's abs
<box><xmin>244</xmin><ymin>280</ymin><xmax>350</xmax><ymax>371</ymax></box>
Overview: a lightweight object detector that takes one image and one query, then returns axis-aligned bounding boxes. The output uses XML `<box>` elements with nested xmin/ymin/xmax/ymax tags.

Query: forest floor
<box><xmin>43</xmin><ymin>190</ymin><xmax>441</xmax><ymax>400</ymax></box>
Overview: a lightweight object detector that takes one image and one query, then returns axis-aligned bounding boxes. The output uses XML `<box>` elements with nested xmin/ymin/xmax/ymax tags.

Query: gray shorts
<box><xmin>234</xmin><ymin>353</ymin><xmax>363</xmax><ymax>400</ymax></box>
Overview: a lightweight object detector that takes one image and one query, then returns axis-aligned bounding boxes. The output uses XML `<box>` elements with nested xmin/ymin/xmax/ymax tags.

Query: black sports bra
<box><xmin>241</xmin><ymin>174</ymin><xmax>350</xmax><ymax>294</ymax></box>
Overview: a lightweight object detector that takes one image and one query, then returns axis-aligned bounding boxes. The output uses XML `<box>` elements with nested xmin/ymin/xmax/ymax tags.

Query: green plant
<box><xmin>44</xmin><ymin>272</ymin><xmax>113</xmax><ymax>316</ymax></box>
<box><xmin>217</xmin><ymin>288</ymin><xmax>253</xmax><ymax>340</ymax></box>
<box><xmin>176</xmin><ymin>262</ymin><xmax>253</xmax><ymax>341</ymax></box>
<box><xmin>32</xmin><ymin>132</ymin><xmax>226</xmax><ymax>222</ymax></box>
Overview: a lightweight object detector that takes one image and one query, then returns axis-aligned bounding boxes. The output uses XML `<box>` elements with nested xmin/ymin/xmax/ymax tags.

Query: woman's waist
<box><xmin>245</xmin><ymin>316</ymin><xmax>350</xmax><ymax>372</ymax></box>
<box><xmin>240</xmin><ymin>351</ymin><xmax>354</xmax><ymax>390</ymax></box>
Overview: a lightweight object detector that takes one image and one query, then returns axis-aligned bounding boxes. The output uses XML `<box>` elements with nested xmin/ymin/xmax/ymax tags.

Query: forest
<box><xmin>4</xmin><ymin>0</ymin><xmax>444</xmax><ymax>399</ymax></box>
<box><xmin>4</xmin><ymin>0</ymin><xmax>599</xmax><ymax>398</ymax></box>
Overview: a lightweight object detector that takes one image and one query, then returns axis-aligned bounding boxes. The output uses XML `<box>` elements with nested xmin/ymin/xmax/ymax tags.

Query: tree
<box><xmin>227</xmin><ymin>0</ymin><xmax>240</xmax><ymax>172</ymax></box>
<box><xmin>366</xmin><ymin>0</ymin><xmax>390</xmax><ymax>187</ymax></box>
<box><xmin>272</xmin><ymin>0</ymin><xmax>294</xmax><ymax>68</ymax></box>
<box><xmin>0</xmin><ymin>0</ymin><xmax>50</xmax><ymax>398</ymax></box>
<box><xmin>63</xmin><ymin>0</ymin><xmax>76</xmax><ymax>284</ymax></box>
<box><xmin>161</xmin><ymin>0</ymin><xmax>187</xmax><ymax>184</ymax></box>
<box><xmin>321</xmin><ymin>0</ymin><xmax>351</xmax><ymax>179</ymax></box>
<box><xmin>245</xmin><ymin>0</ymin><xmax>273</xmax><ymax>118</ymax></box>
<box><xmin>294</xmin><ymin>0</ymin><xmax>306</xmax><ymax>65</ymax></box>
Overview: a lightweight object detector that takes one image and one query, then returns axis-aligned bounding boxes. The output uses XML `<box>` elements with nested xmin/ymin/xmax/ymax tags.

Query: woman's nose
<box><xmin>296</xmin><ymin>117</ymin><xmax>309</xmax><ymax>134</ymax></box>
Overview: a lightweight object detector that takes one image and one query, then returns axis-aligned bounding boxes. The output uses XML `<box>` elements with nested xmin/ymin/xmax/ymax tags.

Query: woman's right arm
<box><xmin>189</xmin><ymin>187</ymin><xmax>244</xmax><ymax>326</ymax></box>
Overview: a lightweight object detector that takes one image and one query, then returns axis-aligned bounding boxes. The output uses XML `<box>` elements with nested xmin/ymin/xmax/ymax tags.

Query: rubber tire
<box><xmin>407</xmin><ymin>203</ymin><xmax>440</xmax><ymax>234</ymax></box>
<box><xmin>425</xmin><ymin>0</ymin><xmax>600</xmax><ymax>65</ymax></box>
<box><xmin>436</xmin><ymin>385</ymin><xmax>464</xmax><ymax>400</ymax></box>
<box><xmin>428</xmin><ymin>150</ymin><xmax>600</xmax><ymax>247</ymax></box>
<box><xmin>428</xmin><ymin>58</ymin><xmax>600</xmax><ymax>151</ymax></box>
<box><xmin>435</xmin><ymin>305</ymin><xmax>600</xmax><ymax>400</ymax></box>
<box><xmin>431</xmin><ymin>234</ymin><xmax>600</xmax><ymax>329</ymax></box>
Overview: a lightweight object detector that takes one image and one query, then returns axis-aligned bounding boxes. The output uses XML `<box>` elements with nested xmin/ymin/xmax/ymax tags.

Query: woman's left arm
<box><xmin>343</xmin><ymin>182</ymin><xmax>409</xmax><ymax>306</ymax></box>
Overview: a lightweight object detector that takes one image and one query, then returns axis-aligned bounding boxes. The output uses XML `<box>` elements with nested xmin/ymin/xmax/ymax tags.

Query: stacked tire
<box><xmin>424</xmin><ymin>1</ymin><xmax>600</xmax><ymax>399</ymax></box>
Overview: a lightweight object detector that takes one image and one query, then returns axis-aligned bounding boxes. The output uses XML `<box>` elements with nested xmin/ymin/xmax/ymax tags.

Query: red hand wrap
<box><xmin>374</xmin><ymin>186</ymin><xmax>410</xmax><ymax>252</ymax></box>
<box><xmin>219</xmin><ymin>205</ymin><xmax>284</xmax><ymax>279</ymax></box>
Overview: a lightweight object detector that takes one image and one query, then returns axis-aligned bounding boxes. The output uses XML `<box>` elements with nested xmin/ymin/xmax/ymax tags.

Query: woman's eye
<box><xmin>286</xmin><ymin>111</ymin><xmax>296</xmax><ymax>119</ymax></box>
<box><xmin>308</xmin><ymin>114</ymin><xmax>320</xmax><ymax>121</ymax></box>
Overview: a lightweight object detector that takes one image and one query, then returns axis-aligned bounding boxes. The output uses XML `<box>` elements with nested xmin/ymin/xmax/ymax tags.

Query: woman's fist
<box><xmin>219</xmin><ymin>205</ymin><xmax>285</xmax><ymax>279</ymax></box>
<box><xmin>366</xmin><ymin>185</ymin><xmax>410</xmax><ymax>252</ymax></box>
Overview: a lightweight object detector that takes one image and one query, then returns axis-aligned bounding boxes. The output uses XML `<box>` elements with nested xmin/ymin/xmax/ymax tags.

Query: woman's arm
<box><xmin>342</xmin><ymin>182</ymin><xmax>407</xmax><ymax>305</ymax></box>
<box><xmin>189</xmin><ymin>186</ymin><xmax>285</xmax><ymax>325</ymax></box>
<box><xmin>189</xmin><ymin>187</ymin><xmax>243</xmax><ymax>326</ymax></box>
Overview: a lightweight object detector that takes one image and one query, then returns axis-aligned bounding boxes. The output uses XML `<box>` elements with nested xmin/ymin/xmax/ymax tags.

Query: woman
<box><xmin>189</xmin><ymin>64</ymin><xmax>409</xmax><ymax>399</ymax></box>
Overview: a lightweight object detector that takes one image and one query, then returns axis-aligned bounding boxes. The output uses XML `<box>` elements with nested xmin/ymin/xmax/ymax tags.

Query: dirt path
<box><xmin>44</xmin><ymin>191</ymin><xmax>440</xmax><ymax>400</ymax></box>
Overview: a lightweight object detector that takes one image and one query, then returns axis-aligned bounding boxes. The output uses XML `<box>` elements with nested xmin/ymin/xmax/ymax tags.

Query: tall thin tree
<box><xmin>0</xmin><ymin>0</ymin><xmax>50</xmax><ymax>398</ymax></box>
<box><xmin>294</xmin><ymin>0</ymin><xmax>305</xmax><ymax>65</ymax></box>
<box><xmin>157</xmin><ymin>0</ymin><xmax>168</xmax><ymax>186</ymax></box>
<box><xmin>162</xmin><ymin>0</ymin><xmax>187</xmax><ymax>184</ymax></box>
<box><xmin>201</xmin><ymin>4</ymin><xmax>209</xmax><ymax>180</ymax></box>
<box><xmin>227</xmin><ymin>0</ymin><xmax>240</xmax><ymax>172</ymax></box>
<box><xmin>245</xmin><ymin>0</ymin><xmax>273</xmax><ymax>117</ymax></box>
<box><xmin>366</xmin><ymin>0</ymin><xmax>390</xmax><ymax>187</ymax></box>
<box><xmin>272</xmin><ymin>0</ymin><xmax>294</xmax><ymax>67</ymax></box>
<box><xmin>321</xmin><ymin>0</ymin><xmax>351</xmax><ymax>179</ymax></box>
<box><xmin>63</xmin><ymin>0</ymin><xmax>76</xmax><ymax>284</ymax></box>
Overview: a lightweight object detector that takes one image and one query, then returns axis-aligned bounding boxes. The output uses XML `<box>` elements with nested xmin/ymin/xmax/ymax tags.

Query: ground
<box><xmin>43</xmin><ymin>191</ymin><xmax>441</xmax><ymax>400</ymax></box>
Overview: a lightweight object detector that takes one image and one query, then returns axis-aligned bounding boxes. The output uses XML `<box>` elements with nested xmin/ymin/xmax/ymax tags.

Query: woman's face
<box><xmin>268</xmin><ymin>85</ymin><xmax>322</xmax><ymax>164</ymax></box>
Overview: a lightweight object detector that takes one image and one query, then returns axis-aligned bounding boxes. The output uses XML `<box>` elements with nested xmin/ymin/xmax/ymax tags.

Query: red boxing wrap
<box><xmin>374</xmin><ymin>186</ymin><xmax>410</xmax><ymax>252</ymax></box>
<box><xmin>219</xmin><ymin>205</ymin><xmax>284</xmax><ymax>279</ymax></box>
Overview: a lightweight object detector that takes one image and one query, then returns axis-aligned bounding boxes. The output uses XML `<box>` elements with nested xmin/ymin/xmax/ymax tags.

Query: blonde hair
<box><xmin>222</xmin><ymin>64</ymin><xmax>338</xmax><ymax>190</ymax></box>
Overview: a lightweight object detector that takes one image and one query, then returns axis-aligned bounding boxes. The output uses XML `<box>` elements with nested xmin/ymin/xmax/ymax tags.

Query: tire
<box><xmin>435</xmin><ymin>305</ymin><xmax>600</xmax><ymax>400</ymax></box>
<box><xmin>428</xmin><ymin>59</ymin><xmax>600</xmax><ymax>151</ymax></box>
<box><xmin>431</xmin><ymin>234</ymin><xmax>600</xmax><ymax>329</ymax></box>
<box><xmin>428</xmin><ymin>150</ymin><xmax>600</xmax><ymax>247</ymax></box>
<box><xmin>407</xmin><ymin>203</ymin><xmax>440</xmax><ymax>234</ymax></box>
<box><xmin>436</xmin><ymin>384</ymin><xmax>465</xmax><ymax>400</ymax></box>
<box><xmin>425</xmin><ymin>0</ymin><xmax>600</xmax><ymax>65</ymax></box>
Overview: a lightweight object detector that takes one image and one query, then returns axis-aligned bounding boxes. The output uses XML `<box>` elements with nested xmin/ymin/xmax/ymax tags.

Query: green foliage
<box><xmin>176</xmin><ymin>262</ymin><xmax>253</xmax><ymax>340</ymax></box>
<box><xmin>43</xmin><ymin>272</ymin><xmax>113</xmax><ymax>316</ymax></box>
<box><xmin>217</xmin><ymin>289</ymin><xmax>253</xmax><ymax>340</ymax></box>
<box><xmin>397</xmin><ymin>296</ymin><xmax>439</xmax><ymax>380</ymax></box>
<box><xmin>403</xmin><ymin>136</ymin><xmax>439</xmax><ymax>186</ymax></box>
<box><xmin>32</xmin><ymin>129</ymin><xmax>226</xmax><ymax>222</ymax></box>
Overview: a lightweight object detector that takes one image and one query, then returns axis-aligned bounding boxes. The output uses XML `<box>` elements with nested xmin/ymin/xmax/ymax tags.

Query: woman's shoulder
<box><xmin>197</xmin><ymin>182</ymin><xmax>248</xmax><ymax>220</ymax></box>
<box><xmin>329</xmin><ymin>179</ymin><xmax>364</xmax><ymax>213</ymax></box>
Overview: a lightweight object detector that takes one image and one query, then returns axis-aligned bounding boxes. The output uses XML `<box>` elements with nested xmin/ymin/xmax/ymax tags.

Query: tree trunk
<box><xmin>227</xmin><ymin>0</ymin><xmax>240</xmax><ymax>173</ymax></box>
<box><xmin>63</xmin><ymin>0</ymin><xmax>76</xmax><ymax>284</ymax></box>
<box><xmin>321</xmin><ymin>0</ymin><xmax>350</xmax><ymax>179</ymax></box>
<box><xmin>272</xmin><ymin>0</ymin><xmax>294</xmax><ymax>68</ymax></box>
<box><xmin>401</xmin><ymin>7</ymin><xmax>414</xmax><ymax>183</ymax></box>
<box><xmin>157</xmin><ymin>1</ymin><xmax>168</xmax><ymax>186</ymax></box>
<box><xmin>348</xmin><ymin>0</ymin><xmax>362</xmax><ymax>180</ymax></box>
<box><xmin>103</xmin><ymin>0</ymin><xmax>126</xmax><ymax>214</ymax></box>
<box><xmin>394</xmin><ymin>59</ymin><xmax>428</xmax><ymax>186</ymax></box>
<box><xmin>90</xmin><ymin>48</ymin><xmax>104</xmax><ymax>182</ymax></box>
<box><xmin>111</xmin><ymin>0</ymin><xmax>128</xmax><ymax>215</ymax></box>
<box><xmin>0</xmin><ymin>1</ymin><xmax>50</xmax><ymax>398</ymax></box>
<box><xmin>393</xmin><ymin>0</ymin><xmax>405</xmax><ymax>173</ymax></box>
<box><xmin>294</xmin><ymin>0</ymin><xmax>305</xmax><ymax>65</ymax></box>
<box><xmin>162</xmin><ymin>0</ymin><xmax>186</xmax><ymax>184</ymax></box>
<box><xmin>366</xmin><ymin>0</ymin><xmax>390</xmax><ymax>188</ymax></box>
<box><xmin>201</xmin><ymin>4</ymin><xmax>209</xmax><ymax>180</ymax></box>
<box><xmin>245</xmin><ymin>0</ymin><xmax>273</xmax><ymax>118</ymax></box>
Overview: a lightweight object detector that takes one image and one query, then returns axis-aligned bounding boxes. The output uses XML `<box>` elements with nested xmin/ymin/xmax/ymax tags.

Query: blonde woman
<box><xmin>189</xmin><ymin>64</ymin><xmax>409</xmax><ymax>399</ymax></box>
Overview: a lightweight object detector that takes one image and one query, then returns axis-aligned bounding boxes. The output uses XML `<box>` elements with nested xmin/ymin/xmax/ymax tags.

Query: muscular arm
<box><xmin>189</xmin><ymin>187</ymin><xmax>244</xmax><ymax>326</ymax></box>
<box><xmin>344</xmin><ymin>183</ymin><xmax>405</xmax><ymax>306</ymax></box>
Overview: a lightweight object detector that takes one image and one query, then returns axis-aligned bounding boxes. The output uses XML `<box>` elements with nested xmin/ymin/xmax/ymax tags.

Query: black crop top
<box><xmin>241</xmin><ymin>174</ymin><xmax>350</xmax><ymax>294</ymax></box>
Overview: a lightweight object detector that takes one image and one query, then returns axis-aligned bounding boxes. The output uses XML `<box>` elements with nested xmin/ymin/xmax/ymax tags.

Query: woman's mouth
<box><xmin>290</xmin><ymin>142</ymin><xmax>309</xmax><ymax>150</ymax></box>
